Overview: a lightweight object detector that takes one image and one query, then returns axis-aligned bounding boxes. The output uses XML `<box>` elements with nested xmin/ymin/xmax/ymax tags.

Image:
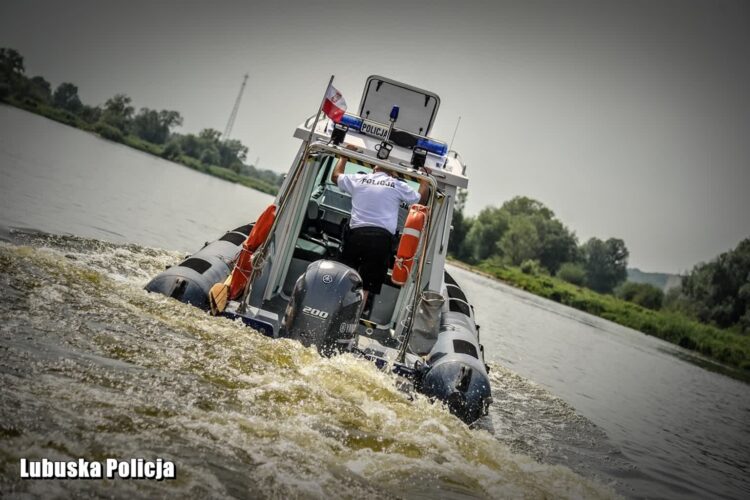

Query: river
<box><xmin>1</xmin><ymin>105</ymin><xmax>748</xmax><ymax>499</ymax></box>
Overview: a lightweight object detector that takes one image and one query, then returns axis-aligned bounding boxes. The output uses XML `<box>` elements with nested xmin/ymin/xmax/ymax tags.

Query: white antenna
<box><xmin>448</xmin><ymin>115</ymin><xmax>462</xmax><ymax>152</ymax></box>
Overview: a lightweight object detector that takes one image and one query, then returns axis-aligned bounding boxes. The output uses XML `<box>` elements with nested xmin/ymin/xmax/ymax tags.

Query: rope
<box><xmin>393</xmin><ymin>256</ymin><xmax>413</xmax><ymax>270</ymax></box>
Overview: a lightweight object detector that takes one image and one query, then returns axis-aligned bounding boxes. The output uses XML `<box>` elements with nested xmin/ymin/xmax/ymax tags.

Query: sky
<box><xmin>1</xmin><ymin>0</ymin><xmax>748</xmax><ymax>273</ymax></box>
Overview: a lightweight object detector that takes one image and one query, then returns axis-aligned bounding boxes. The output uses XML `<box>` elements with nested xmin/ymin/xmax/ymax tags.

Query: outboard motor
<box><xmin>279</xmin><ymin>260</ymin><xmax>364</xmax><ymax>356</ymax></box>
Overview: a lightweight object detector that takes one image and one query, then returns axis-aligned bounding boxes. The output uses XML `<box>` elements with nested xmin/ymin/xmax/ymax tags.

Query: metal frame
<box><xmin>358</xmin><ymin>75</ymin><xmax>441</xmax><ymax>136</ymax></box>
<box><xmin>241</xmin><ymin>140</ymin><xmax>440</xmax><ymax>348</ymax></box>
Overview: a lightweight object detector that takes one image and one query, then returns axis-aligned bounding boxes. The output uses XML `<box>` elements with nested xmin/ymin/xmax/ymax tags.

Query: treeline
<box><xmin>450</xmin><ymin>193</ymin><xmax>632</xmax><ymax>292</ymax></box>
<box><xmin>450</xmin><ymin>193</ymin><xmax>749</xmax><ymax>335</ymax></box>
<box><xmin>668</xmin><ymin>238</ymin><xmax>750</xmax><ymax>333</ymax></box>
<box><xmin>0</xmin><ymin>48</ymin><xmax>283</xmax><ymax>195</ymax></box>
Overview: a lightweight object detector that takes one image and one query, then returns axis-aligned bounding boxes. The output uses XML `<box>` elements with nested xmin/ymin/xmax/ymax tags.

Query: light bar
<box><xmin>339</xmin><ymin>114</ymin><xmax>363</xmax><ymax>130</ymax></box>
<box><xmin>416</xmin><ymin>137</ymin><xmax>448</xmax><ymax>156</ymax></box>
<box><xmin>339</xmin><ymin>113</ymin><xmax>448</xmax><ymax>156</ymax></box>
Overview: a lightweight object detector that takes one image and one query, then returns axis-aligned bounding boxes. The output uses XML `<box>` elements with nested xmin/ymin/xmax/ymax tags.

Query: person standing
<box><xmin>332</xmin><ymin>155</ymin><xmax>429</xmax><ymax>310</ymax></box>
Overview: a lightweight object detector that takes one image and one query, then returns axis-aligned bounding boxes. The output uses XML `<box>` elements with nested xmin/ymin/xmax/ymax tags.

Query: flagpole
<box><xmin>306</xmin><ymin>75</ymin><xmax>335</xmax><ymax>146</ymax></box>
<box><xmin>237</xmin><ymin>75</ymin><xmax>340</xmax><ymax>311</ymax></box>
<box><xmin>237</xmin><ymin>76</ymin><xmax>334</xmax><ymax>311</ymax></box>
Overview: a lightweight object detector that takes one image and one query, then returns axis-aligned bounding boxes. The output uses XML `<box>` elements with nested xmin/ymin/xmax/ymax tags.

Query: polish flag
<box><xmin>322</xmin><ymin>84</ymin><xmax>347</xmax><ymax>123</ymax></box>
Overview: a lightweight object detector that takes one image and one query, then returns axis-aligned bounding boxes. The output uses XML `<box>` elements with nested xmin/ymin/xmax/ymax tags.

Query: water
<box><xmin>0</xmin><ymin>105</ymin><xmax>273</xmax><ymax>253</ymax></box>
<box><xmin>452</xmin><ymin>266</ymin><xmax>750</xmax><ymax>499</ymax></box>
<box><xmin>1</xmin><ymin>105</ymin><xmax>748</xmax><ymax>498</ymax></box>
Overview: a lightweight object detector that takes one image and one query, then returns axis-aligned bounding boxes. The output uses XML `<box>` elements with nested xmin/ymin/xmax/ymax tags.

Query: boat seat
<box><xmin>294</xmin><ymin>237</ymin><xmax>327</xmax><ymax>261</ymax></box>
<box><xmin>301</xmin><ymin>199</ymin><xmax>322</xmax><ymax>236</ymax></box>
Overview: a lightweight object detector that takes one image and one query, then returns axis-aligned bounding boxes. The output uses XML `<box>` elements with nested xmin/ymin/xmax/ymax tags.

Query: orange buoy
<box><xmin>392</xmin><ymin>204</ymin><xmax>428</xmax><ymax>285</ymax></box>
<box><xmin>228</xmin><ymin>204</ymin><xmax>276</xmax><ymax>300</ymax></box>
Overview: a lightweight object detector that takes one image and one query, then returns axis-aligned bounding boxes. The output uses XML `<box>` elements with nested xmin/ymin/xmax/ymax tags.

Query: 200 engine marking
<box><xmin>302</xmin><ymin>306</ymin><xmax>329</xmax><ymax>319</ymax></box>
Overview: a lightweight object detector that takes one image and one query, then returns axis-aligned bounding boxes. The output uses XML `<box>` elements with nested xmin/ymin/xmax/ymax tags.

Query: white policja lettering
<box><xmin>106</xmin><ymin>458</ymin><xmax>175</xmax><ymax>481</ymax></box>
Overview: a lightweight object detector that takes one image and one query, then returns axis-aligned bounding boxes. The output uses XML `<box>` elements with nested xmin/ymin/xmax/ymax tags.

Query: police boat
<box><xmin>146</xmin><ymin>76</ymin><xmax>492</xmax><ymax>424</ymax></box>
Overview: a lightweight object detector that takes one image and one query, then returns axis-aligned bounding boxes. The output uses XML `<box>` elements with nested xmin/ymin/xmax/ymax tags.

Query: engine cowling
<box><xmin>279</xmin><ymin>260</ymin><xmax>363</xmax><ymax>356</ymax></box>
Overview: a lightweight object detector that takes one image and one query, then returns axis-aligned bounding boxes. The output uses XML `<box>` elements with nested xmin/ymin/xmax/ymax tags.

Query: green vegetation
<box><xmin>556</xmin><ymin>262</ymin><xmax>587</xmax><ymax>286</ymax></box>
<box><xmin>449</xmin><ymin>190</ymin><xmax>750</xmax><ymax>378</ymax></box>
<box><xmin>471</xmin><ymin>260</ymin><xmax>750</xmax><ymax>377</ymax></box>
<box><xmin>4</xmin><ymin>47</ymin><xmax>748</xmax><ymax>376</ymax></box>
<box><xmin>454</xmin><ymin>193</ymin><xmax>626</xmax><ymax>293</ymax></box>
<box><xmin>615</xmin><ymin>282</ymin><xmax>664</xmax><ymax>311</ymax></box>
<box><xmin>677</xmin><ymin>238</ymin><xmax>750</xmax><ymax>332</ymax></box>
<box><xmin>0</xmin><ymin>47</ymin><xmax>283</xmax><ymax>195</ymax></box>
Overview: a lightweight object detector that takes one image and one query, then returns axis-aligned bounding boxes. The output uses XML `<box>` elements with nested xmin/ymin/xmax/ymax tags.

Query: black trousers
<box><xmin>341</xmin><ymin>226</ymin><xmax>393</xmax><ymax>295</ymax></box>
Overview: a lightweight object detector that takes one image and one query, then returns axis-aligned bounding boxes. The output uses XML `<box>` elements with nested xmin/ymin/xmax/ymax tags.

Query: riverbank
<box><xmin>450</xmin><ymin>259</ymin><xmax>750</xmax><ymax>380</ymax></box>
<box><xmin>1</xmin><ymin>99</ymin><xmax>279</xmax><ymax>195</ymax></box>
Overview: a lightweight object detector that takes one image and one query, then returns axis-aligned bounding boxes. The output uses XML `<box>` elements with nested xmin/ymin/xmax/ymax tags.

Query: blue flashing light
<box><xmin>416</xmin><ymin>137</ymin><xmax>448</xmax><ymax>156</ymax></box>
<box><xmin>339</xmin><ymin>114</ymin><xmax>363</xmax><ymax>130</ymax></box>
<box><xmin>390</xmin><ymin>105</ymin><xmax>400</xmax><ymax>121</ymax></box>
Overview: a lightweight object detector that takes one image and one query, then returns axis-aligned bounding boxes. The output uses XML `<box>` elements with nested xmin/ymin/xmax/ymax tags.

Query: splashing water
<box><xmin>0</xmin><ymin>233</ymin><xmax>615</xmax><ymax>498</ymax></box>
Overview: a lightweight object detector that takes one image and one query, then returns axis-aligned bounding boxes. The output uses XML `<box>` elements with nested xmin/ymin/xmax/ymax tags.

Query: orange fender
<box><xmin>392</xmin><ymin>204</ymin><xmax>428</xmax><ymax>285</ymax></box>
<box><xmin>229</xmin><ymin>204</ymin><xmax>276</xmax><ymax>299</ymax></box>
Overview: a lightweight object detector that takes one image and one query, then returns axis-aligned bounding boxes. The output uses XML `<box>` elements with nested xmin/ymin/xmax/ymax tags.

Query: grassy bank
<box><xmin>3</xmin><ymin>99</ymin><xmax>279</xmax><ymax>196</ymax></box>
<box><xmin>456</xmin><ymin>259</ymin><xmax>750</xmax><ymax>379</ymax></box>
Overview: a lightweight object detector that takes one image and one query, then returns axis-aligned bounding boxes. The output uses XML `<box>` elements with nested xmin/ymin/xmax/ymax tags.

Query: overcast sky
<box><xmin>1</xmin><ymin>0</ymin><xmax>748</xmax><ymax>273</ymax></box>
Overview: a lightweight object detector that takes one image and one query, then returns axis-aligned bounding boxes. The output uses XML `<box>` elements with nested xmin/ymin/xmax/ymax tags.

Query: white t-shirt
<box><xmin>337</xmin><ymin>171</ymin><xmax>420</xmax><ymax>234</ymax></box>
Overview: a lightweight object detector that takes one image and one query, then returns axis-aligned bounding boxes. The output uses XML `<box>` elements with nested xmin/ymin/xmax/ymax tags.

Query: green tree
<box><xmin>0</xmin><ymin>48</ymin><xmax>24</xmax><ymax>85</ymax></box>
<box><xmin>520</xmin><ymin>259</ymin><xmax>542</xmax><ymax>275</ymax></box>
<box><xmin>133</xmin><ymin>108</ymin><xmax>183</xmax><ymax>144</ymax></box>
<box><xmin>178</xmin><ymin>133</ymin><xmax>201</xmax><ymax>158</ymax></box>
<box><xmin>199</xmin><ymin>128</ymin><xmax>222</xmax><ymax>144</ymax></box>
<box><xmin>535</xmin><ymin>217</ymin><xmax>579</xmax><ymax>274</ymax></box>
<box><xmin>464</xmin><ymin>206</ymin><xmax>509</xmax><ymax>263</ymax></box>
<box><xmin>496</xmin><ymin>197</ymin><xmax>578</xmax><ymax>272</ymax></box>
<box><xmin>78</xmin><ymin>104</ymin><xmax>102</xmax><ymax>124</ymax></box>
<box><xmin>498</xmin><ymin>216</ymin><xmax>540</xmax><ymax>265</ymax></box>
<box><xmin>161</xmin><ymin>139</ymin><xmax>182</xmax><ymax>160</ymax></box>
<box><xmin>200</xmin><ymin>147</ymin><xmax>220</xmax><ymax>166</ymax></box>
<box><xmin>582</xmin><ymin>237</ymin><xmax>629</xmax><ymax>293</ymax></box>
<box><xmin>219</xmin><ymin>138</ymin><xmax>248</xmax><ymax>172</ymax></box>
<box><xmin>448</xmin><ymin>188</ymin><xmax>473</xmax><ymax>260</ymax></box>
<box><xmin>52</xmin><ymin>82</ymin><xmax>82</xmax><ymax>112</ymax></box>
<box><xmin>27</xmin><ymin>76</ymin><xmax>51</xmax><ymax>102</ymax></box>
<box><xmin>179</xmin><ymin>128</ymin><xmax>249</xmax><ymax>170</ymax></box>
<box><xmin>160</xmin><ymin>110</ymin><xmax>183</xmax><ymax>131</ymax></box>
<box><xmin>557</xmin><ymin>262</ymin><xmax>587</xmax><ymax>286</ymax></box>
<box><xmin>459</xmin><ymin>196</ymin><xmax>578</xmax><ymax>271</ymax></box>
<box><xmin>616</xmin><ymin>282</ymin><xmax>664</xmax><ymax>310</ymax></box>
<box><xmin>240</xmin><ymin>163</ymin><xmax>285</xmax><ymax>187</ymax></box>
<box><xmin>101</xmin><ymin>93</ymin><xmax>134</xmax><ymax>133</ymax></box>
<box><xmin>500</xmin><ymin>196</ymin><xmax>554</xmax><ymax>219</ymax></box>
<box><xmin>681</xmin><ymin>238</ymin><xmax>750</xmax><ymax>330</ymax></box>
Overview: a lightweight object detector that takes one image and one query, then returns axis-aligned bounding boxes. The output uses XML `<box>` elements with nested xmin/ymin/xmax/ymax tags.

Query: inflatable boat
<box><xmin>146</xmin><ymin>76</ymin><xmax>492</xmax><ymax>423</ymax></box>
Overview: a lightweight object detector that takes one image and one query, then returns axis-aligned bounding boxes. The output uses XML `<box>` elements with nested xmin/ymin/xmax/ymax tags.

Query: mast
<box><xmin>222</xmin><ymin>74</ymin><xmax>248</xmax><ymax>141</ymax></box>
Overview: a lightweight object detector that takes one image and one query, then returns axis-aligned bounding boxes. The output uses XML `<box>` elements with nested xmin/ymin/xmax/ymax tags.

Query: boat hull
<box><xmin>144</xmin><ymin>225</ymin><xmax>251</xmax><ymax>309</ymax></box>
<box><xmin>145</xmin><ymin>228</ymin><xmax>492</xmax><ymax>424</ymax></box>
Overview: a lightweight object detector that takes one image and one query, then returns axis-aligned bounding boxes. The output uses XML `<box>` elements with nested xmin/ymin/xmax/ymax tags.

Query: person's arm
<box><xmin>331</xmin><ymin>156</ymin><xmax>347</xmax><ymax>185</ymax></box>
<box><xmin>417</xmin><ymin>177</ymin><xmax>430</xmax><ymax>204</ymax></box>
